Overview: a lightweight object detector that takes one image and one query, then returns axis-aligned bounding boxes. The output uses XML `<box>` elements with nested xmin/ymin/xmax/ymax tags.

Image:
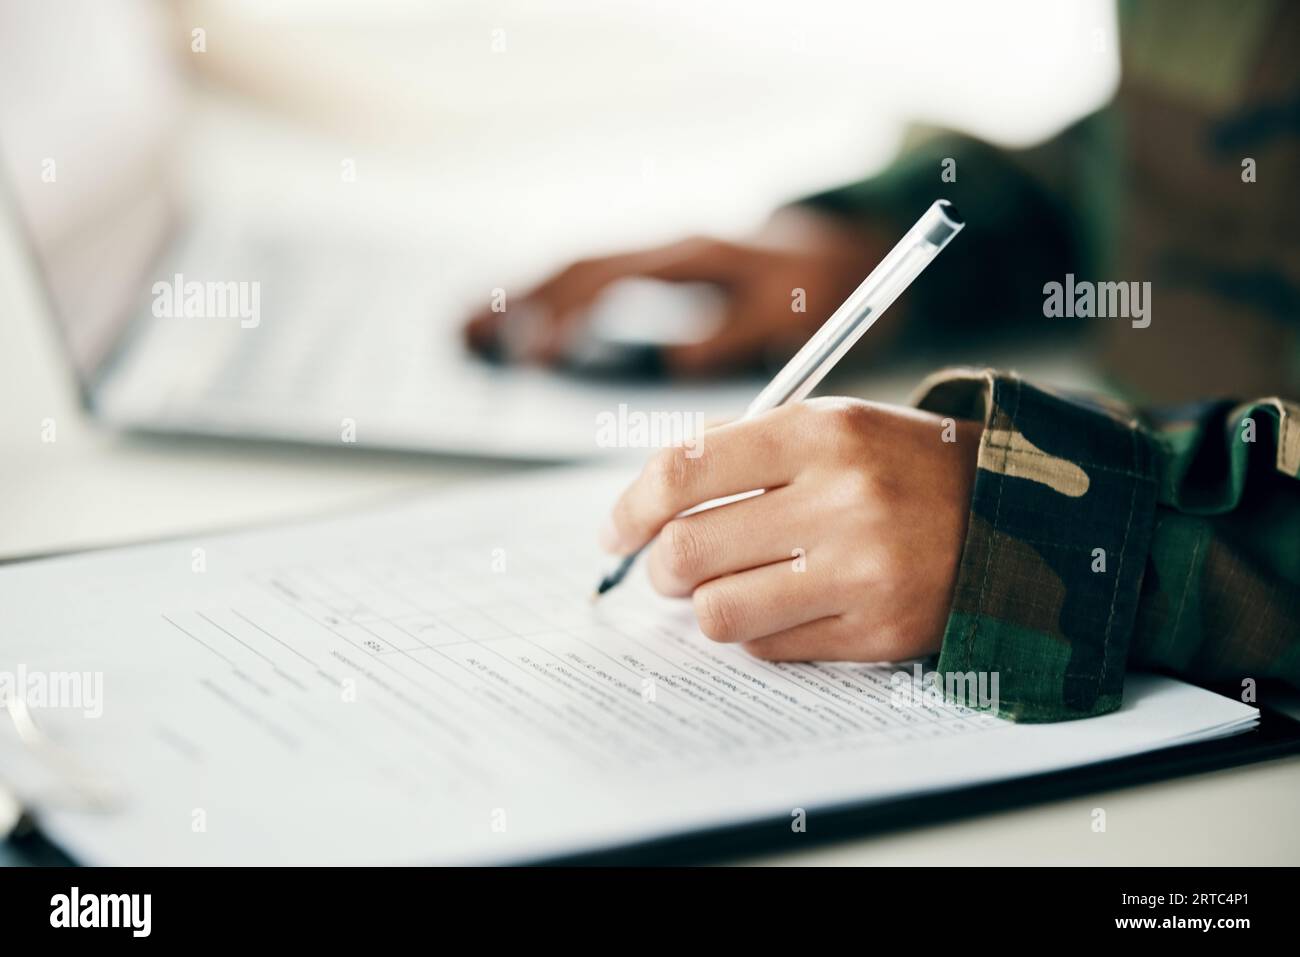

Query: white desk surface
<box><xmin>2</xmin><ymin>229</ymin><xmax>1297</xmax><ymax>867</ymax></box>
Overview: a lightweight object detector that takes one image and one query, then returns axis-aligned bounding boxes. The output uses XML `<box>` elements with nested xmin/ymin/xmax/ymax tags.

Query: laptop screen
<box><xmin>0</xmin><ymin>0</ymin><xmax>185</xmax><ymax>384</ymax></box>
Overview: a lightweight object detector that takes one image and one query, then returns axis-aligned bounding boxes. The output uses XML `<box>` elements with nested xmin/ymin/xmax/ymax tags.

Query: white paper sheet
<box><xmin>0</xmin><ymin>468</ymin><xmax>1258</xmax><ymax>864</ymax></box>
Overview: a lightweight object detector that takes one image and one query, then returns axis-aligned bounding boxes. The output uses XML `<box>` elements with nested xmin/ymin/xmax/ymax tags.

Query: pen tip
<box><xmin>591</xmin><ymin>576</ymin><xmax>616</xmax><ymax>602</ymax></box>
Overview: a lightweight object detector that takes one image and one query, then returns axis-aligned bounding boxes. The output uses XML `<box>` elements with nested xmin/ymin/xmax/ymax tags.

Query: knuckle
<box><xmin>833</xmin><ymin>468</ymin><xmax>877</xmax><ymax>508</ymax></box>
<box><xmin>661</xmin><ymin>519</ymin><xmax>708</xmax><ymax>582</ymax></box>
<box><xmin>809</xmin><ymin>398</ymin><xmax>875</xmax><ymax>457</ymax></box>
<box><xmin>646</xmin><ymin>446</ymin><xmax>695</xmax><ymax>506</ymax></box>
<box><xmin>694</xmin><ymin>586</ymin><xmax>743</xmax><ymax>643</ymax></box>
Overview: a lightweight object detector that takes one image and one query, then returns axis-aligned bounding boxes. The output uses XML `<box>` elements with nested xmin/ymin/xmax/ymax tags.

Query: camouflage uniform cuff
<box><xmin>910</xmin><ymin>368</ymin><xmax>1160</xmax><ymax>722</ymax></box>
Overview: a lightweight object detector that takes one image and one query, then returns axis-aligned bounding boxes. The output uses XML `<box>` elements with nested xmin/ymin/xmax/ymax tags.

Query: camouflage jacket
<box><xmin>797</xmin><ymin>0</ymin><xmax>1300</xmax><ymax>720</ymax></box>
<box><xmin>912</xmin><ymin>369</ymin><xmax>1299</xmax><ymax>721</ymax></box>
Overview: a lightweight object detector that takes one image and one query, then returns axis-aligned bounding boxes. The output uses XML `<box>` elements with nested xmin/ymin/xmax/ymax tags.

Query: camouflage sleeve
<box><xmin>911</xmin><ymin>368</ymin><xmax>1300</xmax><ymax>722</ymax></box>
<box><xmin>792</xmin><ymin>111</ymin><xmax>1119</xmax><ymax>351</ymax></box>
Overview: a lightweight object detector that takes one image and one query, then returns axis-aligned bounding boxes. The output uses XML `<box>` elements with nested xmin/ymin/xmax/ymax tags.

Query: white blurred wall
<box><xmin>182</xmin><ymin>0</ymin><xmax>1119</xmax><ymax>274</ymax></box>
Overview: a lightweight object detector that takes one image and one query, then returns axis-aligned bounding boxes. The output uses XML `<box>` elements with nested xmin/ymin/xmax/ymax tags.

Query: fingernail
<box><xmin>598</xmin><ymin>519</ymin><xmax>622</xmax><ymax>554</ymax></box>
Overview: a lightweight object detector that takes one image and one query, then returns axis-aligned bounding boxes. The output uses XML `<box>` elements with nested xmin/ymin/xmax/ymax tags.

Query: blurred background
<box><xmin>167</xmin><ymin>0</ymin><xmax>1116</xmax><ymax>261</ymax></box>
<box><xmin>12</xmin><ymin>0</ymin><xmax>1114</xmax><ymax>268</ymax></box>
<box><xmin>0</xmin><ymin>0</ymin><xmax>1118</xmax><ymax>557</ymax></box>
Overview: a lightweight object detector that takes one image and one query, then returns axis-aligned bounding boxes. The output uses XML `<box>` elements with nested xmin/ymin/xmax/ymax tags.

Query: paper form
<box><xmin>0</xmin><ymin>468</ymin><xmax>1258</xmax><ymax>864</ymax></box>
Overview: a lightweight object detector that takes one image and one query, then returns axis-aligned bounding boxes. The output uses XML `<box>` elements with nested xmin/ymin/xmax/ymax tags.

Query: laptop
<box><xmin>0</xmin><ymin>1</ymin><xmax>754</xmax><ymax>461</ymax></box>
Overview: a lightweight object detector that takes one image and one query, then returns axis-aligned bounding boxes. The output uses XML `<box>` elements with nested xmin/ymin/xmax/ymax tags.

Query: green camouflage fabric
<box><xmin>792</xmin><ymin>0</ymin><xmax>1300</xmax><ymax>720</ymax></box>
<box><xmin>798</xmin><ymin>0</ymin><xmax>1299</xmax><ymax>402</ymax></box>
<box><xmin>912</xmin><ymin>369</ymin><xmax>1300</xmax><ymax>722</ymax></box>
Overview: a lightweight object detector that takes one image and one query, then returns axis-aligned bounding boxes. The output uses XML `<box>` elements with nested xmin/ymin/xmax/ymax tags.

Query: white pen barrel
<box><xmin>743</xmin><ymin>199</ymin><xmax>963</xmax><ymax>418</ymax></box>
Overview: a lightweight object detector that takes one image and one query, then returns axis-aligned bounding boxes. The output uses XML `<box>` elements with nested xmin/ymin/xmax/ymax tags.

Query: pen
<box><xmin>593</xmin><ymin>199</ymin><xmax>964</xmax><ymax>599</ymax></box>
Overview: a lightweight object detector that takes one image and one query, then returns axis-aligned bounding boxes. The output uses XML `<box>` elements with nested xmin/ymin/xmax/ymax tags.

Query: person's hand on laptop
<box><xmin>463</xmin><ymin>208</ymin><xmax>885</xmax><ymax>376</ymax></box>
<box><xmin>598</xmin><ymin>399</ymin><xmax>981</xmax><ymax>661</ymax></box>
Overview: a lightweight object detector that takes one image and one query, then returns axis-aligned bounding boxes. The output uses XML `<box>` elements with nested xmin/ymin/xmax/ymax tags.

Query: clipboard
<box><xmin>0</xmin><ymin>509</ymin><xmax>1293</xmax><ymax>866</ymax></box>
<box><xmin>539</xmin><ymin>695</ymin><xmax>1300</xmax><ymax>865</ymax></box>
<box><xmin>5</xmin><ymin>696</ymin><xmax>1298</xmax><ymax>867</ymax></box>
